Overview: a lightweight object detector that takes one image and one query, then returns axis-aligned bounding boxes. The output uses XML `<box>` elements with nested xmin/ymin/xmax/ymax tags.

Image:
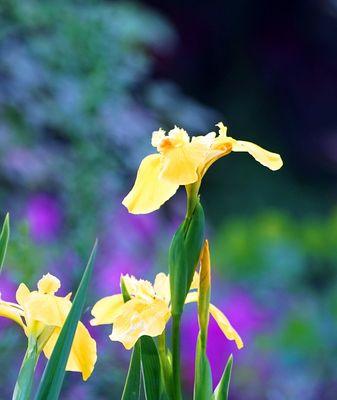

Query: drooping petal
<box><xmin>109</xmin><ymin>298</ymin><xmax>170</xmax><ymax>350</ymax></box>
<box><xmin>43</xmin><ymin>322</ymin><xmax>97</xmax><ymax>381</ymax></box>
<box><xmin>185</xmin><ymin>292</ymin><xmax>243</xmax><ymax>349</ymax></box>
<box><xmin>0</xmin><ymin>301</ymin><xmax>25</xmax><ymax>328</ymax></box>
<box><xmin>90</xmin><ymin>294</ymin><xmax>124</xmax><ymax>326</ymax></box>
<box><xmin>122</xmin><ymin>154</ymin><xmax>179</xmax><ymax>214</ymax></box>
<box><xmin>159</xmin><ymin>140</ymin><xmax>208</xmax><ymax>185</ymax></box>
<box><xmin>209</xmin><ymin>304</ymin><xmax>243</xmax><ymax>349</ymax></box>
<box><xmin>231</xmin><ymin>140</ymin><xmax>283</xmax><ymax>171</ymax></box>
<box><xmin>37</xmin><ymin>273</ymin><xmax>61</xmax><ymax>294</ymax></box>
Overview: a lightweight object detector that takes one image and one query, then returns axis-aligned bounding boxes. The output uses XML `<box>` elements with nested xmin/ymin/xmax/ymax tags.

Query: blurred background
<box><xmin>0</xmin><ymin>0</ymin><xmax>336</xmax><ymax>398</ymax></box>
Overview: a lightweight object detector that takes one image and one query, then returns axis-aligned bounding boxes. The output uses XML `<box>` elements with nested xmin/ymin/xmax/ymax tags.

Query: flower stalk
<box><xmin>172</xmin><ymin>314</ymin><xmax>182</xmax><ymax>400</ymax></box>
<box><xmin>158</xmin><ymin>332</ymin><xmax>173</xmax><ymax>399</ymax></box>
<box><xmin>12</xmin><ymin>336</ymin><xmax>39</xmax><ymax>400</ymax></box>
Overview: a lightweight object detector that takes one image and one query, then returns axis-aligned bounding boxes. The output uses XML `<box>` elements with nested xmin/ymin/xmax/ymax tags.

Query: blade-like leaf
<box><xmin>213</xmin><ymin>355</ymin><xmax>233</xmax><ymax>400</ymax></box>
<box><xmin>140</xmin><ymin>336</ymin><xmax>161</xmax><ymax>400</ymax></box>
<box><xmin>121</xmin><ymin>342</ymin><xmax>142</xmax><ymax>400</ymax></box>
<box><xmin>193</xmin><ymin>333</ymin><xmax>212</xmax><ymax>400</ymax></box>
<box><xmin>35</xmin><ymin>240</ymin><xmax>97</xmax><ymax>400</ymax></box>
<box><xmin>0</xmin><ymin>213</ymin><xmax>10</xmax><ymax>272</ymax></box>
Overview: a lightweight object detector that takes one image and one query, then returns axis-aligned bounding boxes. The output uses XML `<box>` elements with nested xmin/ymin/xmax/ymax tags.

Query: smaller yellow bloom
<box><xmin>91</xmin><ymin>272</ymin><xmax>243</xmax><ymax>350</ymax></box>
<box><xmin>122</xmin><ymin>123</ymin><xmax>283</xmax><ymax>214</ymax></box>
<box><xmin>0</xmin><ymin>274</ymin><xmax>97</xmax><ymax>381</ymax></box>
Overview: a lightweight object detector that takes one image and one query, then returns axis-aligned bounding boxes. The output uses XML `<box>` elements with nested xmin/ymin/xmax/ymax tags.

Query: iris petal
<box><xmin>122</xmin><ymin>154</ymin><xmax>179</xmax><ymax>214</ymax></box>
<box><xmin>231</xmin><ymin>140</ymin><xmax>283</xmax><ymax>171</ymax></box>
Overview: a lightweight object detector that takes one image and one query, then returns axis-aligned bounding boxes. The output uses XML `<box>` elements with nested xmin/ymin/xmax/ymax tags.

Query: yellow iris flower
<box><xmin>122</xmin><ymin>122</ymin><xmax>283</xmax><ymax>214</ymax></box>
<box><xmin>0</xmin><ymin>273</ymin><xmax>97</xmax><ymax>381</ymax></box>
<box><xmin>90</xmin><ymin>272</ymin><xmax>243</xmax><ymax>350</ymax></box>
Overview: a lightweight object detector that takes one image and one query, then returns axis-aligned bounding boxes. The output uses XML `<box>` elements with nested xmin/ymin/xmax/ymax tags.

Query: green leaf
<box><xmin>35</xmin><ymin>240</ymin><xmax>97</xmax><ymax>400</ymax></box>
<box><xmin>12</xmin><ymin>336</ymin><xmax>39</xmax><ymax>400</ymax></box>
<box><xmin>0</xmin><ymin>213</ymin><xmax>10</xmax><ymax>272</ymax></box>
<box><xmin>121</xmin><ymin>343</ymin><xmax>142</xmax><ymax>400</ymax></box>
<box><xmin>193</xmin><ymin>333</ymin><xmax>213</xmax><ymax>400</ymax></box>
<box><xmin>169</xmin><ymin>200</ymin><xmax>205</xmax><ymax>316</ymax></box>
<box><xmin>213</xmin><ymin>355</ymin><xmax>233</xmax><ymax>400</ymax></box>
<box><xmin>140</xmin><ymin>336</ymin><xmax>161</xmax><ymax>400</ymax></box>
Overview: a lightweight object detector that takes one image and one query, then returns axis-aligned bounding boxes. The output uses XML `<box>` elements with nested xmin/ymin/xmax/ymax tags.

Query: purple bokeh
<box><xmin>181</xmin><ymin>285</ymin><xmax>270</xmax><ymax>389</ymax></box>
<box><xmin>0</xmin><ymin>272</ymin><xmax>18</xmax><ymax>328</ymax></box>
<box><xmin>25</xmin><ymin>193</ymin><xmax>62</xmax><ymax>242</ymax></box>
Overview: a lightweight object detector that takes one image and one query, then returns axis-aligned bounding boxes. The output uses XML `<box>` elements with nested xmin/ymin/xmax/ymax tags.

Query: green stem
<box><xmin>172</xmin><ymin>315</ymin><xmax>182</xmax><ymax>400</ymax></box>
<box><xmin>12</xmin><ymin>336</ymin><xmax>40</xmax><ymax>400</ymax></box>
<box><xmin>185</xmin><ymin>181</ymin><xmax>201</xmax><ymax>219</ymax></box>
<box><xmin>158</xmin><ymin>332</ymin><xmax>174</xmax><ymax>399</ymax></box>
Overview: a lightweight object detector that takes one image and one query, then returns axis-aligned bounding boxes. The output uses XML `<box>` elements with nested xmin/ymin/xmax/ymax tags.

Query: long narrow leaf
<box><xmin>140</xmin><ymin>336</ymin><xmax>161</xmax><ymax>400</ymax></box>
<box><xmin>213</xmin><ymin>354</ymin><xmax>233</xmax><ymax>400</ymax></box>
<box><xmin>35</xmin><ymin>240</ymin><xmax>97</xmax><ymax>400</ymax></box>
<box><xmin>193</xmin><ymin>334</ymin><xmax>212</xmax><ymax>400</ymax></box>
<box><xmin>0</xmin><ymin>213</ymin><xmax>9</xmax><ymax>272</ymax></box>
<box><xmin>121</xmin><ymin>343</ymin><xmax>142</xmax><ymax>400</ymax></box>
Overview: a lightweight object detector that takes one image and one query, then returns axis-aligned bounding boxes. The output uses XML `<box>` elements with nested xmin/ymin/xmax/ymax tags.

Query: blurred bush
<box><xmin>0</xmin><ymin>0</ymin><xmax>216</xmax><ymax>398</ymax></box>
<box><xmin>212</xmin><ymin>210</ymin><xmax>337</xmax><ymax>399</ymax></box>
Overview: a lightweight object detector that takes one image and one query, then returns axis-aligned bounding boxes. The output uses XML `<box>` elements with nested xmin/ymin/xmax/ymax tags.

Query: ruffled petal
<box><xmin>159</xmin><ymin>141</ymin><xmax>208</xmax><ymax>185</ymax></box>
<box><xmin>90</xmin><ymin>294</ymin><xmax>124</xmax><ymax>326</ymax></box>
<box><xmin>43</xmin><ymin>322</ymin><xmax>97</xmax><ymax>381</ymax></box>
<box><xmin>24</xmin><ymin>293</ymin><xmax>71</xmax><ymax>329</ymax></box>
<box><xmin>153</xmin><ymin>273</ymin><xmax>170</xmax><ymax>303</ymax></box>
<box><xmin>109</xmin><ymin>298</ymin><xmax>170</xmax><ymax>350</ymax></box>
<box><xmin>37</xmin><ymin>273</ymin><xmax>61</xmax><ymax>294</ymax></box>
<box><xmin>122</xmin><ymin>154</ymin><xmax>179</xmax><ymax>214</ymax></box>
<box><xmin>231</xmin><ymin>140</ymin><xmax>283</xmax><ymax>171</ymax></box>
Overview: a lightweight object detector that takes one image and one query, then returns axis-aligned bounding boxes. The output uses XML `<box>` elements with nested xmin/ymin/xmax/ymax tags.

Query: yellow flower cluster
<box><xmin>91</xmin><ymin>271</ymin><xmax>243</xmax><ymax>350</ymax></box>
<box><xmin>0</xmin><ymin>273</ymin><xmax>96</xmax><ymax>380</ymax></box>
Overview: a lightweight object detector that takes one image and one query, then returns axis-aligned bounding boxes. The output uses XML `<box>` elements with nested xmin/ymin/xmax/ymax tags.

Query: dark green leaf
<box><xmin>213</xmin><ymin>354</ymin><xmax>233</xmax><ymax>400</ymax></box>
<box><xmin>0</xmin><ymin>213</ymin><xmax>10</xmax><ymax>272</ymax></box>
<box><xmin>169</xmin><ymin>201</ymin><xmax>205</xmax><ymax>316</ymax></box>
<box><xmin>35</xmin><ymin>240</ymin><xmax>97</xmax><ymax>400</ymax></box>
<box><xmin>121</xmin><ymin>343</ymin><xmax>142</xmax><ymax>400</ymax></box>
<box><xmin>140</xmin><ymin>336</ymin><xmax>161</xmax><ymax>400</ymax></box>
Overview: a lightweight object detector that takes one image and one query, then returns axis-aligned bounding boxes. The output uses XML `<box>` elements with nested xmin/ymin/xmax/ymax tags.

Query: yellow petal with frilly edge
<box><xmin>122</xmin><ymin>154</ymin><xmax>179</xmax><ymax>214</ymax></box>
<box><xmin>24</xmin><ymin>293</ymin><xmax>71</xmax><ymax>330</ymax></box>
<box><xmin>43</xmin><ymin>321</ymin><xmax>97</xmax><ymax>381</ymax></box>
<box><xmin>153</xmin><ymin>273</ymin><xmax>170</xmax><ymax>303</ymax></box>
<box><xmin>159</xmin><ymin>140</ymin><xmax>209</xmax><ymax>185</ymax></box>
<box><xmin>37</xmin><ymin>273</ymin><xmax>61</xmax><ymax>294</ymax></box>
<box><xmin>109</xmin><ymin>298</ymin><xmax>170</xmax><ymax>350</ymax></box>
